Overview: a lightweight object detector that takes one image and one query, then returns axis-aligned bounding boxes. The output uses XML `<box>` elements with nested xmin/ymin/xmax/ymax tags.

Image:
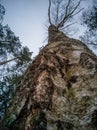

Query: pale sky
<box><xmin>1</xmin><ymin>0</ymin><xmax>96</xmax><ymax>56</ymax></box>
<box><xmin>1</xmin><ymin>0</ymin><xmax>49</xmax><ymax>57</ymax></box>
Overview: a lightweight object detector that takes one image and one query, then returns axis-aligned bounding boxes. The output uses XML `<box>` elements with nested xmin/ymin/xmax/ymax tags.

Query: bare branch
<box><xmin>0</xmin><ymin>52</ymin><xmax>33</xmax><ymax>65</ymax></box>
<box><xmin>71</xmin><ymin>8</ymin><xmax>84</xmax><ymax>17</ymax></box>
<box><xmin>48</xmin><ymin>0</ymin><xmax>83</xmax><ymax>31</ymax></box>
<box><xmin>0</xmin><ymin>57</ymin><xmax>20</xmax><ymax>65</ymax></box>
<box><xmin>68</xmin><ymin>0</ymin><xmax>82</xmax><ymax>16</ymax></box>
<box><xmin>60</xmin><ymin>22</ymin><xmax>76</xmax><ymax>30</ymax></box>
<box><xmin>57</xmin><ymin>0</ymin><xmax>82</xmax><ymax>28</ymax></box>
<box><xmin>65</xmin><ymin>0</ymin><xmax>71</xmax><ymax>16</ymax></box>
<box><xmin>55</xmin><ymin>3</ymin><xmax>59</xmax><ymax>24</ymax></box>
<box><xmin>48</xmin><ymin>0</ymin><xmax>52</xmax><ymax>25</ymax></box>
<box><xmin>55</xmin><ymin>0</ymin><xmax>63</xmax><ymax>25</ymax></box>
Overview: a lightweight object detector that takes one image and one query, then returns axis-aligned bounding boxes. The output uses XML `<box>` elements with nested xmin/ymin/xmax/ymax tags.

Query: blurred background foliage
<box><xmin>0</xmin><ymin>3</ymin><xmax>32</xmax><ymax>117</ymax></box>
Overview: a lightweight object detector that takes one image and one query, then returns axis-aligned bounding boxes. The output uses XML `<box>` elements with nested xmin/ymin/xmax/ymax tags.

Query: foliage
<box><xmin>0</xmin><ymin>3</ymin><xmax>5</xmax><ymax>23</ymax></box>
<box><xmin>81</xmin><ymin>0</ymin><xmax>97</xmax><ymax>47</ymax></box>
<box><xmin>83</xmin><ymin>2</ymin><xmax>97</xmax><ymax>31</ymax></box>
<box><xmin>0</xmin><ymin>4</ymin><xmax>32</xmax><ymax>117</ymax></box>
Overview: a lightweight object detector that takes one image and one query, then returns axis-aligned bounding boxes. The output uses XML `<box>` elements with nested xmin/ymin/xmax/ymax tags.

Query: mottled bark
<box><xmin>0</xmin><ymin>26</ymin><xmax>97</xmax><ymax>130</ymax></box>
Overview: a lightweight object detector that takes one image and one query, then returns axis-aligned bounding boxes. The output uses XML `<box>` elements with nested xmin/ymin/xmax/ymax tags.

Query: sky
<box><xmin>1</xmin><ymin>0</ymin><xmax>95</xmax><ymax>57</ymax></box>
<box><xmin>1</xmin><ymin>0</ymin><xmax>49</xmax><ymax>57</ymax></box>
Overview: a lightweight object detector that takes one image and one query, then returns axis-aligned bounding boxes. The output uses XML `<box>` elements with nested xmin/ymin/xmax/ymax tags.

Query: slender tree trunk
<box><xmin>0</xmin><ymin>25</ymin><xmax>97</xmax><ymax>130</ymax></box>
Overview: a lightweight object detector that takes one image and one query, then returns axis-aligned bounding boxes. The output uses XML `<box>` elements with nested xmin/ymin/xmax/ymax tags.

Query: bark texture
<box><xmin>1</xmin><ymin>25</ymin><xmax>97</xmax><ymax>130</ymax></box>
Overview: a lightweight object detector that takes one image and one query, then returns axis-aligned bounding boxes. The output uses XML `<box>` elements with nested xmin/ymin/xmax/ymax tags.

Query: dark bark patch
<box><xmin>69</xmin><ymin>76</ymin><xmax>78</xmax><ymax>83</ymax></box>
<box><xmin>92</xmin><ymin>109</ymin><xmax>97</xmax><ymax>130</ymax></box>
<box><xmin>33</xmin><ymin>111</ymin><xmax>47</xmax><ymax>130</ymax></box>
<box><xmin>64</xmin><ymin>122</ymin><xmax>73</xmax><ymax>130</ymax></box>
<box><xmin>67</xmin><ymin>81</ymin><xmax>72</xmax><ymax>89</ymax></box>
<box><xmin>56</xmin><ymin>120</ymin><xmax>73</xmax><ymax>130</ymax></box>
<box><xmin>56</xmin><ymin>120</ymin><xmax>64</xmax><ymax>130</ymax></box>
<box><xmin>62</xmin><ymin>89</ymin><xmax>66</xmax><ymax>97</ymax></box>
<box><xmin>8</xmin><ymin>97</ymin><xmax>30</xmax><ymax>130</ymax></box>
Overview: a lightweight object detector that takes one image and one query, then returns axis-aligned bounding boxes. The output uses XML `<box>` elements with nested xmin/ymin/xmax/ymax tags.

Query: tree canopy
<box><xmin>0</xmin><ymin>3</ymin><xmax>32</xmax><ymax>117</ymax></box>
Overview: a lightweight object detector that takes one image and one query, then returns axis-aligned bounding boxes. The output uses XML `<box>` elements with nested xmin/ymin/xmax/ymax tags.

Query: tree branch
<box><xmin>65</xmin><ymin>0</ymin><xmax>71</xmax><ymax>17</ymax></box>
<box><xmin>57</xmin><ymin>0</ymin><xmax>82</xmax><ymax>28</ymax></box>
<box><xmin>71</xmin><ymin>8</ymin><xmax>84</xmax><ymax>17</ymax></box>
<box><xmin>0</xmin><ymin>52</ymin><xmax>33</xmax><ymax>66</ymax></box>
<box><xmin>68</xmin><ymin>0</ymin><xmax>82</xmax><ymax>16</ymax></box>
<box><xmin>60</xmin><ymin>22</ymin><xmax>76</xmax><ymax>30</ymax></box>
<box><xmin>0</xmin><ymin>57</ymin><xmax>20</xmax><ymax>65</ymax></box>
<box><xmin>55</xmin><ymin>0</ymin><xmax>63</xmax><ymax>25</ymax></box>
<box><xmin>48</xmin><ymin>0</ymin><xmax>52</xmax><ymax>25</ymax></box>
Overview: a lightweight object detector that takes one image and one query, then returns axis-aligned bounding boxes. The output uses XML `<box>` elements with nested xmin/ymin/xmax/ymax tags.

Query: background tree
<box><xmin>0</xmin><ymin>4</ymin><xmax>32</xmax><ymax>117</ymax></box>
<box><xmin>81</xmin><ymin>0</ymin><xmax>97</xmax><ymax>48</ymax></box>
<box><xmin>0</xmin><ymin>3</ymin><xmax>5</xmax><ymax>23</ymax></box>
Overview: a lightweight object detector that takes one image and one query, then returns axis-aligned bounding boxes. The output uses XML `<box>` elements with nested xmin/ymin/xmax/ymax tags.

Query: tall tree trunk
<box><xmin>1</xmin><ymin>25</ymin><xmax>97</xmax><ymax>130</ymax></box>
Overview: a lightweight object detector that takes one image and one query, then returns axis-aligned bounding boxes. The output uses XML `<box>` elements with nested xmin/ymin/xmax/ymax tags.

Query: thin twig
<box><xmin>69</xmin><ymin>0</ymin><xmax>82</xmax><ymax>16</ymax></box>
<box><xmin>71</xmin><ymin>8</ymin><xmax>84</xmax><ymax>17</ymax></box>
<box><xmin>65</xmin><ymin>0</ymin><xmax>71</xmax><ymax>16</ymax></box>
<box><xmin>60</xmin><ymin>22</ymin><xmax>76</xmax><ymax>30</ymax></box>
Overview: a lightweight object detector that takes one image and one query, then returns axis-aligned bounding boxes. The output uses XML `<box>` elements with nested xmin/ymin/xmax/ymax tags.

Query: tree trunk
<box><xmin>1</xmin><ymin>25</ymin><xmax>97</xmax><ymax>130</ymax></box>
